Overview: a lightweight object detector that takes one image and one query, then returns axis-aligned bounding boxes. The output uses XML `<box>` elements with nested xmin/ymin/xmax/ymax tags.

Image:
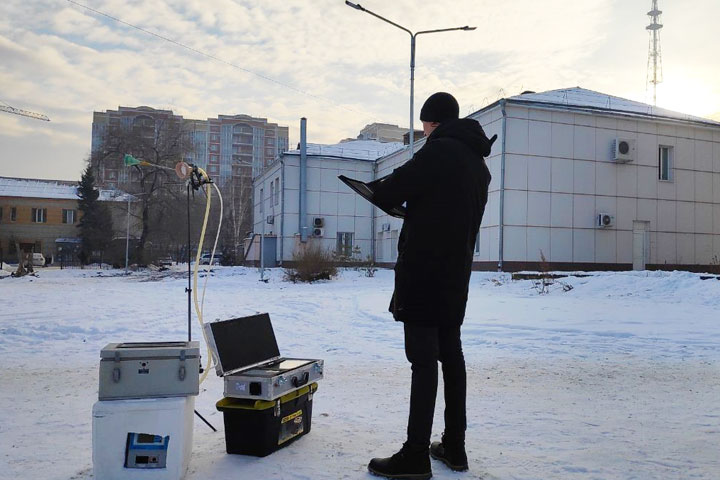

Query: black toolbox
<box><xmin>216</xmin><ymin>383</ymin><xmax>318</xmax><ymax>457</ymax></box>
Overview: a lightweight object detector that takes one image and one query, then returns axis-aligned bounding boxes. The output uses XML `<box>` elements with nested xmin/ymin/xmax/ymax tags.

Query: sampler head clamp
<box><xmin>175</xmin><ymin>161</ymin><xmax>213</xmax><ymax>191</ymax></box>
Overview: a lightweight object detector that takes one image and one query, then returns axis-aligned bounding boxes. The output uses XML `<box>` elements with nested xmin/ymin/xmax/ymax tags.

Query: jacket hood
<box><xmin>428</xmin><ymin>118</ymin><xmax>497</xmax><ymax>158</ymax></box>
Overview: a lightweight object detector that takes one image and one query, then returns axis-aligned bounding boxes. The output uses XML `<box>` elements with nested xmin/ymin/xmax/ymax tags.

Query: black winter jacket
<box><xmin>372</xmin><ymin>118</ymin><xmax>494</xmax><ymax>327</ymax></box>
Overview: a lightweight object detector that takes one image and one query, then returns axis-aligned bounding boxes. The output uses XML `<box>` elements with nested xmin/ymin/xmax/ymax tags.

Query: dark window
<box><xmin>336</xmin><ymin>232</ymin><xmax>354</xmax><ymax>258</ymax></box>
<box><xmin>659</xmin><ymin>146</ymin><xmax>672</xmax><ymax>181</ymax></box>
<box><xmin>31</xmin><ymin>208</ymin><xmax>47</xmax><ymax>223</ymax></box>
<box><xmin>11</xmin><ymin>207</ymin><xmax>17</xmax><ymax>222</ymax></box>
<box><xmin>62</xmin><ymin>209</ymin><xmax>76</xmax><ymax>224</ymax></box>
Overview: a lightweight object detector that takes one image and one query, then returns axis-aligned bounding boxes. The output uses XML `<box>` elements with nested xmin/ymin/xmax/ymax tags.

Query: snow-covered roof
<box><xmin>505</xmin><ymin>87</ymin><xmax>720</xmax><ymax>127</ymax></box>
<box><xmin>284</xmin><ymin>140</ymin><xmax>405</xmax><ymax>161</ymax></box>
<box><xmin>0</xmin><ymin>176</ymin><xmax>135</xmax><ymax>202</ymax></box>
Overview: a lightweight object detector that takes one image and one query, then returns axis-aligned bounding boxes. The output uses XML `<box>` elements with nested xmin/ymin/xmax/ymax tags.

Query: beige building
<box><xmin>0</xmin><ymin>177</ymin><xmax>137</xmax><ymax>265</ymax></box>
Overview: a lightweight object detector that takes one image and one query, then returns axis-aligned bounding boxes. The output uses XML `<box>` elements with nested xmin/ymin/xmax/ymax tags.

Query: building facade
<box><xmin>91</xmin><ymin>107</ymin><xmax>289</xmax><ymax>188</ymax></box>
<box><xmin>0</xmin><ymin>177</ymin><xmax>137</xmax><ymax>265</ymax></box>
<box><xmin>374</xmin><ymin>87</ymin><xmax>720</xmax><ymax>271</ymax></box>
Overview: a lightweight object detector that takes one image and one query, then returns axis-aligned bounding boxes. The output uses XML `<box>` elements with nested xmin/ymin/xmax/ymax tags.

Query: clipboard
<box><xmin>338</xmin><ymin>175</ymin><xmax>406</xmax><ymax>219</ymax></box>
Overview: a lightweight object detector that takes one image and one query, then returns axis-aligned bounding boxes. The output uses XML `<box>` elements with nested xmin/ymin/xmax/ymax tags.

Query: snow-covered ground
<box><xmin>1</xmin><ymin>266</ymin><xmax>719</xmax><ymax>480</ymax></box>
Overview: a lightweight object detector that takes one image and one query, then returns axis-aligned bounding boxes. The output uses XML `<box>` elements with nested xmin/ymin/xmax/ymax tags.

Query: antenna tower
<box><xmin>646</xmin><ymin>0</ymin><xmax>663</xmax><ymax>105</ymax></box>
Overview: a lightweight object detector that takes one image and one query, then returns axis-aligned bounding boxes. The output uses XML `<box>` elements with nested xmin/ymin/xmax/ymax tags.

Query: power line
<box><xmin>65</xmin><ymin>0</ymin><xmax>372</xmax><ymax>119</ymax></box>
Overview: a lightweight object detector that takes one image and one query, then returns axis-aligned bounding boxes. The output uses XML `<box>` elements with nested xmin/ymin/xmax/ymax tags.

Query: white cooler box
<box><xmin>92</xmin><ymin>396</ymin><xmax>195</xmax><ymax>480</ymax></box>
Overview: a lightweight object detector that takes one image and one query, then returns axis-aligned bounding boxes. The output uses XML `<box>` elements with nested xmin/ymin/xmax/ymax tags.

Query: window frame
<box><xmin>62</xmin><ymin>209</ymin><xmax>76</xmax><ymax>224</ymax></box>
<box><xmin>336</xmin><ymin>232</ymin><xmax>354</xmax><ymax>258</ymax></box>
<box><xmin>31</xmin><ymin>207</ymin><xmax>47</xmax><ymax>223</ymax></box>
<box><xmin>658</xmin><ymin>145</ymin><xmax>673</xmax><ymax>182</ymax></box>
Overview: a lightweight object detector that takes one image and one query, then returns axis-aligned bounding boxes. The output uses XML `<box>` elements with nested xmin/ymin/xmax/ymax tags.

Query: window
<box><xmin>270</xmin><ymin>182</ymin><xmax>275</xmax><ymax>207</ymax></box>
<box><xmin>274</xmin><ymin>178</ymin><xmax>280</xmax><ymax>205</ymax></box>
<box><xmin>31</xmin><ymin>208</ymin><xmax>47</xmax><ymax>223</ymax></box>
<box><xmin>0</xmin><ymin>207</ymin><xmax>2</xmax><ymax>222</ymax></box>
<box><xmin>11</xmin><ymin>207</ymin><xmax>17</xmax><ymax>222</ymax></box>
<box><xmin>659</xmin><ymin>146</ymin><xmax>673</xmax><ymax>181</ymax></box>
<box><xmin>62</xmin><ymin>209</ymin><xmax>76</xmax><ymax>224</ymax></box>
<box><xmin>336</xmin><ymin>232</ymin><xmax>354</xmax><ymax>258</ymax></box>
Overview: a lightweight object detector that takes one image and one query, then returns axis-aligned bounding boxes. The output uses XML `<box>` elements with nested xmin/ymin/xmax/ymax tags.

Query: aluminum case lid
<box><xmin>204</xmin><ymin>313</ymin><xmax>282</xmax><ymax>377</ymax></box>
<box><xmin>100</xmin><ymin>341</ymin><xmax>200</xmax><ymax>360</ymax></box>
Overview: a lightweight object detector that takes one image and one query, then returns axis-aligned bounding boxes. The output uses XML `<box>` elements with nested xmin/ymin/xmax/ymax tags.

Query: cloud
<box><xmin>0</xmin><ymin>0</ymin><xmax>718</xmax><ymax>181</ymax></box>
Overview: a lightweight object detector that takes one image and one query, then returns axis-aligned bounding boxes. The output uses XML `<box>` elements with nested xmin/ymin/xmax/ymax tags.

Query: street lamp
<box><xmin>345</xmin><ymin>1</ymin><xmax>475</xmax><ymax>157</ymax></box>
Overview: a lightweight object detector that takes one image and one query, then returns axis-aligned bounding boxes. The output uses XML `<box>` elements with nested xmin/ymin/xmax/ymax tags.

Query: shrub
<box><xmin>284</xmin><ymin>243</ymin><xmax>338</xmax><ymax>283</ymax></box>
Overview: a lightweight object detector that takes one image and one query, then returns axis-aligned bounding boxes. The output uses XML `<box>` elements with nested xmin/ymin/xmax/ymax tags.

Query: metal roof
<box><xmin>0</xmin><ymin>176</ymin><xmax>135</xmax><ymax>202</ymax></box>
<box><xmin>502</xmin><ymin>87</ymin><xmax>720</xmax><ymax>127</ymax></box>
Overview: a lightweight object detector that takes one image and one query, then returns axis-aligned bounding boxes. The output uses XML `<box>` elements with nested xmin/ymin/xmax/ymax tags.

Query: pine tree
<box><xmin>77</xmin><ymin>165</ymin><xmax>113</xmax><ymax>264</ymax></box>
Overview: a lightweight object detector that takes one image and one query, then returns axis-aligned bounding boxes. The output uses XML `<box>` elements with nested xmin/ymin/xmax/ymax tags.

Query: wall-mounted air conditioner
<box><xmin>597</xmin><ymin>213</ymin><xmax>615</xmax><ymax>228</ymax></box>
<box><xmin>266</xmin><ymin>215</ymin><xmax>274</xmax><ymax>224</ymax></box>
<box><xmin>612</xmin><ymin>138</ymin><xmax>636</xmax><ymax>163</ymax></box>
<box><xmin>312</xmin><ymin>228</ymin><xmax>324</xmax><ymax>237</ymax></box>
<box><xmin>381</xmin><ymin>223</ymin><xmax>391</xmax><ymax>232</ymax></box>
<box><xmin>313</xmin><ymin>217</ymin><xmax>324</xmax><ymax>228</ymax></box>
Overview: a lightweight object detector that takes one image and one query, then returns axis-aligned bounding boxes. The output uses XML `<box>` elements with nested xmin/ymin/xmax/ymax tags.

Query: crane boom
<box><xmin>0</xmin><ymin>105</ymin><xmax>50</xmax><ymax>121</ymax></box>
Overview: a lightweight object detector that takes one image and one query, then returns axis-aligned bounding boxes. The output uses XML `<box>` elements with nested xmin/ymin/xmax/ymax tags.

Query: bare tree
<box><xmin>219</xmin><ymin>168</ymin><xmax>253</xmax><ymax>264</ymax></box>
<box><xmin>92</xmin><ymin>116</ymin><xmax>192</xmax><ymax>264</ymax></box>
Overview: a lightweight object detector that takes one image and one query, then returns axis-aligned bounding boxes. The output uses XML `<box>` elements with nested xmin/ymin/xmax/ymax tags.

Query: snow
<box><xmin>0</xmin><ymin>176</ymin><xmax>134</xmax><ymax>202</ymax></box>
<box><xmin>284</xmin><ymin>140</ymin><xmax>406</xmax><ymax>161</ymax></box>
<box><xmin>1</xmin><ymin>267</ymin><xmax>719</xmax><ymax>480</ymax></box>
<box><xmin>508</xmin><ymin>87</ymin><xmax>720</xmax><ymax>126</ymax></box>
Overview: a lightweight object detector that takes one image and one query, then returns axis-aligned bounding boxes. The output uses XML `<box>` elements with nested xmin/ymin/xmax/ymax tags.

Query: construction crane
<box><xmin>0</xmin><ymin>103</ymin><xmax>50</xmax><ymax>121</ymax></box>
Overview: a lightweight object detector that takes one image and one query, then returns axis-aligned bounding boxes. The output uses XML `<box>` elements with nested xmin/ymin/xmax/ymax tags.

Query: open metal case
<box><xmin>204</xmin><ymin>313</ymin><xmax>324</xmax><ymax>401</ymax></box>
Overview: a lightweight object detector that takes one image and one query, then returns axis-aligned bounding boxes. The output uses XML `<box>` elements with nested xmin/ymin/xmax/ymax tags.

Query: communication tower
<box><xmin>646</xmin><ymin>0</ymin><xmax>663</xmax><ymax>105</ymax></box>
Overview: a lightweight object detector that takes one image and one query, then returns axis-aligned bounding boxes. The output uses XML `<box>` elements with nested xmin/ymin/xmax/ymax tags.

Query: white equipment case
<box><xmin>204</xmin><ymin>313</ymin><xmax>324</xmax><ymax>401</ymax></box>
<box><xmin>98</xmin><ymin>341</ymin><xmax>200</xmax><ymax>400</ymax></box>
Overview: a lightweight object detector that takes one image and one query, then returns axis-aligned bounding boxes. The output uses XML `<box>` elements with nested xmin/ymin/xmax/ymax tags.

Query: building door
<box><xmin>632</xmin><ymin>221</ymin><xmax>650</xmax><ymax>270</ymax></box>
<box><xmin>262</xmin><ymin>236</ymin><xmax>277</xmax><ymax>268</ymax></box>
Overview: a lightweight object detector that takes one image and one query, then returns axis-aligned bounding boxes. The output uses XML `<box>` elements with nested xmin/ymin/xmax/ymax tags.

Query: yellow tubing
<box><xmin>190</xmin><ymin>167</ymin><xmax>214</xmax><ymax>385</ymax></box>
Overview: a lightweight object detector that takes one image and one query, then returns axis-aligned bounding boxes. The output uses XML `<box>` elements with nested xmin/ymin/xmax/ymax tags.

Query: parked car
<box><xmin>200</xmin><ymin>252</ymin><xmax>223</xmax><ymax>265</ymax></box>
<box><xmin>32</xmin><ymin>253</ymin><xmax>45</xmax><ymax>267</ymax></box>
<box><xmin>156</xmin><ymin>256</ymin><xmax>174</xmax><ymax>267</ymax></box>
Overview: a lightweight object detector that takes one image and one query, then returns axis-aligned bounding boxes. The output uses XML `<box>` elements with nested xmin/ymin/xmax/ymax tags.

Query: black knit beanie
<box><xmin>419</xmin><ymin>92</ymin><xmax>459</xmax><ymax>123</ymax></box>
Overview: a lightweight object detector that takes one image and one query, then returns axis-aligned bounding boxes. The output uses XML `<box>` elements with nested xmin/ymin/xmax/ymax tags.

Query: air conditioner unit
<box><xmin>613</xmin><ymin>138</ymin><xmax>636</xmax><ymax>163</ymax></box>
<box><xmin>312</xmin><ymin>228</ymin><xmax>324</xmax><ymax>237</ymax></box>
<box><xmin>266</xmin><ymin>215</ymin><xmax>274</xmax><ymax>224</ymax></box>
<box><xmin>381</xmin><ymin>223</ymin><xmax>391</xmax><ymax>232</ymax></box>
<box><xmin>313</xmin><ymin>217</ymin><xmax>324</xmax><ymax>228</ymax></box>
<box><xmin>597</xmin><ymin>213</ymin><xmax>615</xmax><ymax>228</ymax></box>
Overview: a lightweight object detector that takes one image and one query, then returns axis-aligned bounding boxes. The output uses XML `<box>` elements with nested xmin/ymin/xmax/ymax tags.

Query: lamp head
<box><xmin>345</xmin><ymin>1</ymin><xmax>365</xmax><ymax>11</ymax></box>
<box><xmin>463</xmin><ymin>26</ymin><xmax>477</xmax><ymax>31</ymax></box>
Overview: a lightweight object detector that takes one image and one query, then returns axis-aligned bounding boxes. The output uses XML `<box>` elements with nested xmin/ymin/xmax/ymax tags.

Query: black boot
<box><xmin>429</xmin><ymin>436</ymin><xmax>468</xmax><ymax>472</ymax></box>
<box><xmin>368</xmin><ymin>444</ymin><xmax>432</xmax><ymax>480</ymax></box>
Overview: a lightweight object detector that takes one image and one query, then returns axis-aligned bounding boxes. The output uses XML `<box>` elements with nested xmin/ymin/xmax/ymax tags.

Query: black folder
<box><xmin>338</xmin><ymin>175</ymin><xmax>406</xmax><ymax>219</ymax></box>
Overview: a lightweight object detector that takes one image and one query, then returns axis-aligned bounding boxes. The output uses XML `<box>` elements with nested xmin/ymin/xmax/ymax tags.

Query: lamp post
<box><xmin>345</xmin><ymin>2</ymin><xmax>475</xmax><ymax>157</ymax></box>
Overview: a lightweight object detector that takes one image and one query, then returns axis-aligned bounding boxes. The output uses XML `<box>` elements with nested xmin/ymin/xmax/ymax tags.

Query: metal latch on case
<box><xmin>112</xmin><ymin>351</ymin><xmax>121</xmax><ymax>383</ymax></box>
<box><xmin>178</xmin><ymin>350</ymin><xmax>186</xmax><ymax>381</ymax></box>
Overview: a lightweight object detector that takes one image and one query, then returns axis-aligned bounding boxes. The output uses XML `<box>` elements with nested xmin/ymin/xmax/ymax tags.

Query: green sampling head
<box><xmin>123</xmin><ymin>154</ymin><xmax>140</xmax><ymax>166</ymax></box>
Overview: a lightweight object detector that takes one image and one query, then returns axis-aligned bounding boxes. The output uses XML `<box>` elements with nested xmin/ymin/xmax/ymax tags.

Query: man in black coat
<box><xmin>368</xmin><ymin>92</ymin><xmax>494</xmax><ymax>480</ymax></box>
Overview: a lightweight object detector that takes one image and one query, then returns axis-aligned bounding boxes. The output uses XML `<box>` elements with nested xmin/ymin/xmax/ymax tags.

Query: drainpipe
<box><xmin>498</xmin><ymin>99</ymin><xmax>508</xmax><ymax>272</ymax></box>
<box><xmin>279</xmin><ymin>157</ymin><xmax>285</xmax><ymax>265</ymax></box>
<box><xmin>370</xmin><ymin>162</ymin><xmax>378</xmax><ymax>262</ymax></box>
<box><xmin>299</xmin><ymin>117</ymin><xmax>308</xmax><ymax>243</ymax></box>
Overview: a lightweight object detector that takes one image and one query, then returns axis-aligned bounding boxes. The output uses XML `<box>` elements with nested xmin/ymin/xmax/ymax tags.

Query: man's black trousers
<box><xmin>403</xmin><ymin>323</ymin><xmax>467</xmax><ymax>448</ymax></box>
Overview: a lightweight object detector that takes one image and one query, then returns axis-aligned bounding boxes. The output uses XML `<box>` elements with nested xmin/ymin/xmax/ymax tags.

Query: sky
<box><xmin>1</xmin><ymin>0</ymin><xmax>719</xmax><ymax>181</ymax></box>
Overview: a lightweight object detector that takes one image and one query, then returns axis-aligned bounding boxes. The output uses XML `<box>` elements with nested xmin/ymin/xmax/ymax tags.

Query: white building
<box><xmin>255</xmin><ymin>87</ymin><xmax>720</xmax><ymax>272</ymax></box>
<box><xmin>251</xmin><ymin>139</ymin><xmax>403</xmax><ymax>266</ymax></box>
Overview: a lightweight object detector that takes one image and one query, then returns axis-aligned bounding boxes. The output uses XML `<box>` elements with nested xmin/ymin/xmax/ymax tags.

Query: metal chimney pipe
<box><xmin>299</xmin><ymin>117</ymin><xmax>308</xmax><ymax>242</ymax></box>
